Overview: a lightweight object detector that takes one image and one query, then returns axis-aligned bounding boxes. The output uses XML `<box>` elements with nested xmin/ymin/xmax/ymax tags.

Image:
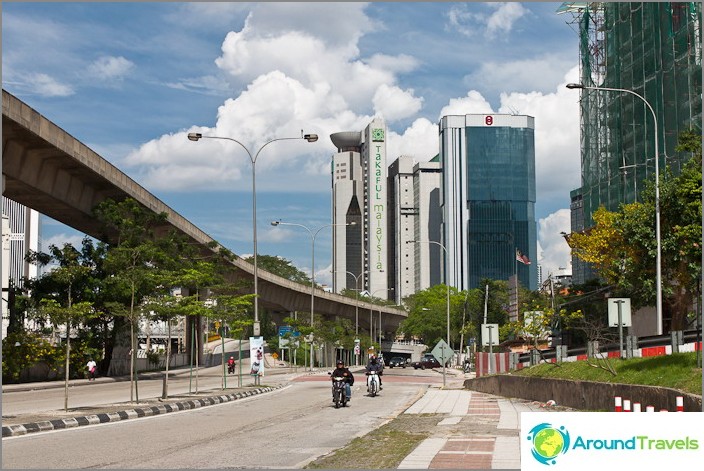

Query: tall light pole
<box><xmin>187</xmin><ymin>131</ymin><xmax>318</xmax><ymax>336</ymax></box>
<box><xmin>271</xmin><ymin>219</ymin><xmax>354</xmax><ymax>370</ymax></box>
<box><xmin>407</xmin><ymin>240</ymin><xmax>451</xmax><ymax>349</ymax></box>
<box><xmin>368</xmin><ymin>288</ymin><xmax>394</xmax><ymax>348</ymax></box>
<box><xmin>566</xmin><ymin>83</ymin><xmax>662</xmax><ymax>335</ymax></box>
<box><xmin>333</xmin><ymin>269</ymin><xmax>374</xmax><ymax>366</ymax></box>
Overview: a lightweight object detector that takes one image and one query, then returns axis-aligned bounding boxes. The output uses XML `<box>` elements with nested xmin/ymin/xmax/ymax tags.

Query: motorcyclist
<box><xmin>365</xmin><ymin>355</ymin><xmax>383</xmax><ymax>390</ymax></box>
<box><xmin>227</xmin><ymin>356</ymin><xmax>236</xmax><ymax>373</ymax></box>
<box><xmin>331</xmin><ymin>360</ymin><xmax>354</xmax><ymax>401</ymax></box>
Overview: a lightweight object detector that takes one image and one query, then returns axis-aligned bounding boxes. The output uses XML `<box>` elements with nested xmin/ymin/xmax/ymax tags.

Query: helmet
<box><xmin>229</xmin><ymin>356</ymin><xmax>234</xmax><ymax>359</ymax></box>
<box><xmin>336</xmin><ymin>360</ymin><xmax>344</xmax><ymax>365</ymax></box>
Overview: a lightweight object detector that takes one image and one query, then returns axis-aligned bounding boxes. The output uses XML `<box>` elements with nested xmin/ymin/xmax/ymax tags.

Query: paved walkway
<box><xmin>398</xmin><ymin>388</ymin><xmax>549</xmax><ymax>469</ymax></box>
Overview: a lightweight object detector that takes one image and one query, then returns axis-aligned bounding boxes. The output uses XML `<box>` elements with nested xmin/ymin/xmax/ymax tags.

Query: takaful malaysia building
<box><xmin>330</xmin><ymin>117</ymin><xmax>388</xmax><ymax>298</ymax></box>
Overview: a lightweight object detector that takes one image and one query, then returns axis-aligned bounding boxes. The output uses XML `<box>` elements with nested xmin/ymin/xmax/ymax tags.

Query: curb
<box><xmin>2</xmin><ymin>385</ymin><xmax>282</xmax><ymax>438</ymax></box>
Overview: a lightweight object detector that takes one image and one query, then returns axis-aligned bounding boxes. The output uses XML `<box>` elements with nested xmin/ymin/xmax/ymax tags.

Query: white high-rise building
<box><xmin>388</xmin><ymin>155</ymin><xmax>442</xmax><ymax>305</ymax></box>
<box><xmin>2</xmin><ymin>196</ymin><xmax>41</xmax><ymax>338</ymax></box>
<box><xmin>330</xmin><ymin>117</ymin><xmax>388</xmax><ymax>299</ymax></box>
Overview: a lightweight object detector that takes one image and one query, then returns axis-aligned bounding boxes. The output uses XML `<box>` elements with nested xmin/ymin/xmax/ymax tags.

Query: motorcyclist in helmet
<box><xmin>227</xmin><ymin>356</ymin><xmax>236</xmax><ymax>374</ymax></box>
<box><xmin>365</xmin><ymin>355</ymin><xmax>383</xmax><ymax>390</ymax></box>
<box><xmin>331</xmin><ymin>360</ymin><xmax>354</xmax><ymax>401</ymax></box>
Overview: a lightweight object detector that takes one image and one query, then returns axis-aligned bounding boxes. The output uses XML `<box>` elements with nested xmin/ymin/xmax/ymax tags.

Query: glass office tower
<box><xmin>440</xmin><ymin>114</ymin><xmax>537</xmax><ymax>291</ymax></box>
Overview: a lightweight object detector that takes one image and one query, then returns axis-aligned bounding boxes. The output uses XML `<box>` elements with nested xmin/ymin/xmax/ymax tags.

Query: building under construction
<box><xmin>559</xmin><ymin>2</ymin><xmax>702</xmax><ymax>284</ymax></box>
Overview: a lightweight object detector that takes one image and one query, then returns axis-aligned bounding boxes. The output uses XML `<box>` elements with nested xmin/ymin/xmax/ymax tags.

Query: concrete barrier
<box><xmin>464</xmin><ymin>374</ymin><xmax>702</xmax><ymax>412</ymax></box>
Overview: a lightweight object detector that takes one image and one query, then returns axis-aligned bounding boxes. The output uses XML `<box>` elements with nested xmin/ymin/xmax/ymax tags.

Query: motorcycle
<box><xmin>328</xmin><ymin>373</ymin><xmax>348</xmax><ymax>408</ymax></box>
<box><xmin>366</xmin><ymin>370</ymin><xmax>380</xmax><ymax>397</ymax></box>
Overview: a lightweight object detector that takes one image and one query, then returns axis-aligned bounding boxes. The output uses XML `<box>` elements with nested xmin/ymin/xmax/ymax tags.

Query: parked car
<box><xmin>388</xmin><ymin>356</ymin><xmax>407</xmax><ymax>368</ymax></box>
<box><xmin>412</xmin><ymin>355</ymin><xmax>442</xmax><ymax>370</ymax></box>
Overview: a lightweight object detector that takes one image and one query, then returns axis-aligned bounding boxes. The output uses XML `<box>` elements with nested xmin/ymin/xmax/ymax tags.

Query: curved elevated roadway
<box><xmin>1</xmin><ymin>89</ymin><xmax>406</xmax><ymax>332</ymax></box>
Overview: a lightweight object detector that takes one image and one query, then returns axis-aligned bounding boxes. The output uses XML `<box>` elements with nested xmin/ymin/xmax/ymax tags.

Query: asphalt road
<box><xmin>2</xmin><ymin>368</ymin><xmax>446</xmax><ymax>469</ymax></box>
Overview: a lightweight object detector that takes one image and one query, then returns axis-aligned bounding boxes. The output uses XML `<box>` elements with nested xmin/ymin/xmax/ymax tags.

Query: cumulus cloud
<box><xmin>537</xmin><ymin>209</ymin><xmax>572</xmax><ymax>277</ymax></box>
<box><xmin>373</xmin><ymin>84</ymin><xmax>423</xmax><ymax>121</ymax></box>
<box><xmin>87</xmin><ymin>56</ymin><xmax>134</xmax><ymax>81</ymax></box>
<box><xmin>498</xmin><ymin>65</ymin><xmax>581</xmax><ymax>208</ymax></box>
<box><xmin>439</xmin><ymin>90</ymin><xmax>494</xmax><ymax>116</ymax></box>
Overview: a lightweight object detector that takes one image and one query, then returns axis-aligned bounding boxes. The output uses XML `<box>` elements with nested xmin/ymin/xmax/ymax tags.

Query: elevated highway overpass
<box><xmin>1</xmin><ymin>89</ymin><xmax>407</xmax><ymax>338</ymax></box>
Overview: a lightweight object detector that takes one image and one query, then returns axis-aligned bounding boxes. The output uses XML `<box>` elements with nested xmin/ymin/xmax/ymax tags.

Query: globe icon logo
<box><xmin>526</xmin><ymin>423</ymin><xmax>570</xmax><ymax>465</ymax></box>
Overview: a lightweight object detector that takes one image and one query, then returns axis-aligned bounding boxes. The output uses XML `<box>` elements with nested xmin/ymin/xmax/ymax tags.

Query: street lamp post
<box><xmin>565</xmin><ymin>83</ymin><xmax>662</xmax><ymax>335</ymax></box>
<box><xmin>187</xmin><ymin>131</ymin><xmax>318</xmax><ymax>336</ymax></box>
<box><xmin>369</xmin><ymin>288</ymin><xmax>394</xmax><ymax>348</ymax></box>
<box><xmin>333</xmin><ymin>269</ymin><xmax>374</xmax><ymax>366</ymax></box>
<box><xmin>271</xmin><ymin>220</ymin><xmax>354</xmax><ymax>370</ymax></box>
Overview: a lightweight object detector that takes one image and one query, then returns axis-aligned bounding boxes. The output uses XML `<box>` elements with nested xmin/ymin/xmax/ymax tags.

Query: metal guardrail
<box><xmin>515</xmin><ymin>329</ymin><xmax>701</xmax><ymax>363</ymax></box>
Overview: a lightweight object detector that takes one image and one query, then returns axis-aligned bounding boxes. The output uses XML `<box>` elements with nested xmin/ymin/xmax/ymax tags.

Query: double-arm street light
<box><xmin>407</xmin><ymin>240</ymin><xmax>451</xmax><ymax>348</ymax></box>
<box><xmin>566</xmin><ymin>83</ymin><xmax>662</xmax><ymax>335</ymax></box>
<box><xmin>270</xmin><ymin>219</ymin><xmax>355</xmax><ymax>370</ymax></box>
<box><xmin>187</xmin><ymin>131</ymin><xmax>318</xmax><ymax>336</ymax></box>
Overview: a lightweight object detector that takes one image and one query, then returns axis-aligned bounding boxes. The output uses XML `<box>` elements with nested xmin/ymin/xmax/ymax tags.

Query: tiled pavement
<box><xmin>398</xmin><ymin>390</ymin><xmax>544</xmax><ymax>469</ymax></box>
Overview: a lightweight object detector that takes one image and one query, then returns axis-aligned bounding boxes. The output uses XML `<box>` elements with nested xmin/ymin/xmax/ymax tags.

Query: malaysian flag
<box><xmin>516</xmin><ymin>249</ymin><xmax>531</xmax><ymax>265</ymax></box>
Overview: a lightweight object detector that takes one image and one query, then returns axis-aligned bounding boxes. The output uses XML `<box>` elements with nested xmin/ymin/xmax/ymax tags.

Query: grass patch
<box><xmin>512</xmin><ymin>352</ymin><xmax>702</xmax><ymax>396</ymax></box>
<box><xmin>305</xmin><ymin>415</ymin><xmax>435</xmax><ymax>469</ymax></box>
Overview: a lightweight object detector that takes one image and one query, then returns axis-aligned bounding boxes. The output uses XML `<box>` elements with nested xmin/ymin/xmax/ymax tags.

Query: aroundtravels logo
<box><xmin>526</xmin><ymin>423</ymin><xmax>571</xmax><ymax>465</ymax></box>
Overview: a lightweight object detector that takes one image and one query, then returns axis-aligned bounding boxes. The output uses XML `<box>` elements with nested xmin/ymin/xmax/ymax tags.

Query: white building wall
<box><xmin>388</xmin><ymin>156</ymin><xmax>416</xmax><ymax>304</ymax></box>
<box><xmin>2</xmin><ymin>197</ymin><xmax>41</xmax><ymax>339</ymax></box>
<box><xmin>414</xmin><ymin>161</ymin><xmax>442</xmax><ymax>291</ymax></box>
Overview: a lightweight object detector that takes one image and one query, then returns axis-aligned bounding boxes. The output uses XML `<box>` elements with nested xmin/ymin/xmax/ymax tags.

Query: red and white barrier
<box><xmin>614</xmin><ymin>397</ymin><xmax>684</xmax><ymax>412</ymax></box>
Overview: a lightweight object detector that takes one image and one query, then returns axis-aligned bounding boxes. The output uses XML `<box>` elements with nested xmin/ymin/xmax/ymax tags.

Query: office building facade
<box><xmin>330</xmin><ymin>117</ymin><xmax>388</xmax><ymax>298</ymax></box>
<box><xmin>563</xmin><ymin>2</ymin><xmax>702</xmax><ymax>283</ymax></box>
<box><xmin>440</xmin><ymin>114</ymin><xmax>538</xmax><ymax>292</ymax></box>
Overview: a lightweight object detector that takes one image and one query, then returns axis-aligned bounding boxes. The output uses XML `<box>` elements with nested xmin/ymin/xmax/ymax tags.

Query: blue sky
<box><xmin>2</xmin><ymin>2</ymin><xmax>582</xmax><ymax>286</ymax></box>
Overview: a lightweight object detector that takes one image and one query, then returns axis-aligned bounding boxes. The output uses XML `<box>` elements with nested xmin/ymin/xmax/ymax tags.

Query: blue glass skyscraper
<box><xmin>440</xmin><ymin>114</ymin><xmax>537</xmax><ymax>293</ymax></box>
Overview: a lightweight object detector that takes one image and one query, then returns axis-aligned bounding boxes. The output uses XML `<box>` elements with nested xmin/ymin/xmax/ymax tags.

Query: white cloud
<box><xmin>373</xmin><ymin>84</ymin><xmax>423</xmax><ymax>122</ymax></box>
<box><xmin>486</xmin><ymin>3</ymin><xmax>530</xmax><ymax>38</ymax></box>
<box><xmin>28</xmin><ymin>73</ymin><xmax>74</xmax><ymax>97</ymax></box>
<box><xmin>87</xmin><ymin>56</ymin><xmax>134</xmax><ymax>81</ymax></box>
<box><xmin>43</xmin><ymin>233</ymin><xmax>85</xmax><ymax>250</ymax></box>
<box><xmin>445</xmin><ymin>2</ymin><xmax>529</xmax><ymax>39</ymax></box>
<box><xmin>439</xmin><ymin>90</ymin><xmax>494</xmax><ymax>116</ymax></box>
<box><xmin>387</xmin><ymin>118</ymin><xmax>438</xmax><ymax>161</ymax></box>
<box><xmin>498</xmin><ymin>65</ymin><xmax>581</xmax><ymax>207</ymax></box>
<box><xmin>537</xmin><ymin>209</ymin><xmax>572</xmax><ymax>277</ymax></box>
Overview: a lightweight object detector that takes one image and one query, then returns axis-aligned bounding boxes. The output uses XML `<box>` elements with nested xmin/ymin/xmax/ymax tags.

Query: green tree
<box><xmin>26</xmin><ymin>243</ymin><xmax>96</xmax><ymax>410</ymax></box>
<box><xmin>94</xmin><ymin>197</ymin><xmax>178</xmax><ymax>403</ymax></box>
<box><xmin>568</xmin><ymin>131</ymin><xmax>701</xmax><ymax>331</ymax></box>
<box><xmin>244</xmin><ymin>254</ymin><xmax>311</xmax><ymax>285</ymax></box>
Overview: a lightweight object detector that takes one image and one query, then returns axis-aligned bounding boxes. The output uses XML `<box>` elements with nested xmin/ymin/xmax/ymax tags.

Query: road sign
<box><xmin>481</xmin><ymin>323</ymin><xmax>499</xmax><ymax>346</ymax></box>
<box><xmin>608</xmin><ymin>298</ymin><xmax>632</xmax><ymax>327</ymax></box>
<box><xmin>431</xmin><ymin>339</ymin><xmax>452</xmax><ymax>363</ymax></box>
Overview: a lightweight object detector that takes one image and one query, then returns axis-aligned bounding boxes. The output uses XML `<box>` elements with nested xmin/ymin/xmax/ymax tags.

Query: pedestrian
<box><xmin>86</xmin><ymin>358</ymin><xmax>97</xmax><ymax>381</ymax></box>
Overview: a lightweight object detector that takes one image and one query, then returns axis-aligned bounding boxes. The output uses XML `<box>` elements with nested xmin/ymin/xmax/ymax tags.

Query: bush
<box><xmin>2</xmin><ymin>331</ymin><xmax>59</xmax><ymax>383</ymax></box>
